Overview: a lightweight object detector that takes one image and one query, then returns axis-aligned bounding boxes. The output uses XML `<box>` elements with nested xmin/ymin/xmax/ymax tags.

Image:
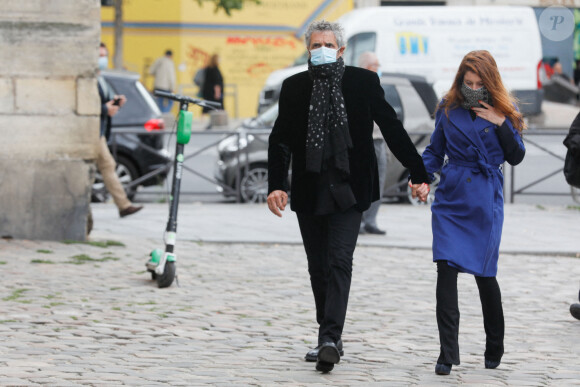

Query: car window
<box><xmin>382</xmin><ymin>84</ymin><xmax>404</xmax><ymax>122</ymax></box>
<box><xmin>344</xmin><ymin>32</ymin><xmax>376</xmax><ymax>66</ymax></box>
<box><xmin>256</xmin><ymin>103</ymin><xmax>279</xmax><ymax>127</ymax></box>
<box><xmin>106</xmin><ymin>77</ymin><xmax>157</xmax><ymax>126</ymax></box>
<box><xmin>136</xmin><ymin>81</ymin><xmax>162</xmax><ymax>116</ymax></box>
<box><xmin>409</xmin><ymin>80</ymin><xmax>438</xmax><ymax>117</ymax></box>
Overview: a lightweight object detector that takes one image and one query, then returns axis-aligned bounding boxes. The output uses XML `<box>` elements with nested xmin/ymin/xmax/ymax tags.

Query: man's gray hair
<box><xmin>304</xmin><ymin>20</ymin><xmax>345</xmax><ymax>48</ymax></box>
<box><xmin>358</xmin><ymin>51</ymin><xmax>378</xmax><ymax>69</ymax></box>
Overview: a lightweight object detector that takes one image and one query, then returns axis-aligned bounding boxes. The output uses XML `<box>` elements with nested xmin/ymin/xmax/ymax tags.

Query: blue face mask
<box><xmin>310</xmin><ymin>47</ymin><xmax>338</xmax><ymax>66</ymax></box>
<box><xmin>98</xmin><ymin>56</ymin><xmax>108</xmax><ymax>70</ymax></box>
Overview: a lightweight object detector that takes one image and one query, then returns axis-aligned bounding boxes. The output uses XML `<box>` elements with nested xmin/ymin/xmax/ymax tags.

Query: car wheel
<box><xmin>115</xmin><ymin>155</ymin><xmax>139</xmax><ymax>201</ymax></box>
<box><xmin>240</xmin><ymin>163</ymin><xmax>269</xmax><ymax>203</ymax></box>
<box><xmin>91</xmin><ymin>170</ymin><xmax>109</xmax><ymax>203</ymax></box>
<box><xmin>406</xmin><ymin>172</ymin><xmax>439</xmax><ymax>206</ymax></box>
<box><xmin>91</xmin><ymin>155</ymin><xmax>139</xmax><ymax>202</ymax></box>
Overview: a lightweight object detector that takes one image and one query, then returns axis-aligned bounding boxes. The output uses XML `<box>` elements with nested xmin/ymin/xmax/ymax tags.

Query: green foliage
<box><xmin>31</xmin><ymin>259</ymin><xmax>55</xmax><ymax>264</ymax></box>
<box><xmin>61</xmin><ymin>240</ymin><xmax>125</xmax><ymax>248</ymax></box>
<box><xmin>36</xmin><ymin>249</ymin><xmax>53</xmax><ymax>254</ymax></box>
<box><xmin>195</xmin><ymin>0</ymin><xmax>261</xmax><ymax>16</ymax></box>
<box><xmin>68</xmin><ymin>254</ymin><xmax>120</xmax><ymax>264</ymax></box>
<box><xmin>43</xmin><ymin>302</ymin><xmax>64</xmax><ymax>309</ymax></box>
<box><xmin>3</xmin><ymin>288</ymin><xmax>29</xmax><ymax>302</ymax></box>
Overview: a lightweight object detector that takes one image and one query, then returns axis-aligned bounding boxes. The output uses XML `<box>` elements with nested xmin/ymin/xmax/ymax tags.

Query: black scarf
<box><xmin>306</xmin><ymin>57</ymin><xmax>352</xmax><ymax>176</ymax></box>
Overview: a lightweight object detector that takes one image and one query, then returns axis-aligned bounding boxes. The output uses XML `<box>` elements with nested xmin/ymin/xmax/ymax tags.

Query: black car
<box><xmin>93</xmin><ymin>71</ymin><xmax>170</xmax><ymax>202</ymax></box>
<box><xmin>214</xmin><ymin>73</ymin><xmax>438</xmax><ymax>204</ymax></box>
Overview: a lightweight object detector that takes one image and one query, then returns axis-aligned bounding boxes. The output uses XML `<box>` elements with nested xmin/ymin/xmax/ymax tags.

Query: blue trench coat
<box><xmin>422</xmin><ymin>106</ymin><xmax>525</xmax><ymax>277</ymax></box>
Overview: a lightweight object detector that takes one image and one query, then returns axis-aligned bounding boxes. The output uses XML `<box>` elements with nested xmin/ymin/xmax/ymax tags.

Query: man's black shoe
<box><xmin>364</xmin><ymin>225</ymin><xmax>386</xmax><ymax>235</ymax></box>
<box><xmin>315</xmin><ymin>342</ymin><xmax>340</xmax><ymax>373</ymax></box>
<box><xmin>305</xmin><ymin>339</ymin><xmax>343</xmax><ymax>362</ymax></box>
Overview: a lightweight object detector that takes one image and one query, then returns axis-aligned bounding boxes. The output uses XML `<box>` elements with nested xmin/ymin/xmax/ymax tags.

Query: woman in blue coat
<box><xmin>422</xmin><ymin>50</ymin><xmax>526</xmax><ymax>376</ymax></box>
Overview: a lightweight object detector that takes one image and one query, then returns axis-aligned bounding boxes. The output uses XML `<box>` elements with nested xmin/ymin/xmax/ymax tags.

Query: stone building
<box><xmin>0</xmin><ymin>0</ymin><xmax>101</xmax><ymax>241</ymax></box>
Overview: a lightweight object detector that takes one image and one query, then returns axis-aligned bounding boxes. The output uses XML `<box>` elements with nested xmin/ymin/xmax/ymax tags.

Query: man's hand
<box><xmin>411</xmin><ymin>183</ymin><xmax>430</xmax><ymax>203</ymax></box>
<box><xmin>267</xmin><ymin>190</ymin><xmax>288</xmax><ymax>217</ymax></box>
<box><xmin>114</xmin><ymin>94</ymin><xmax>127</xmax><ymax>108</ymax></box>
<box><xmin>105</xmin><ymin>100</ymin><xmax>120</xmax><ymax>117</ymax></box>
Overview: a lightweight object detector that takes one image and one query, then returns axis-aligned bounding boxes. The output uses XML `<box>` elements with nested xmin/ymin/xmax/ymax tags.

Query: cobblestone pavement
<box><xmin>2</xmin><ymin>234</ymin><xmax>580</xmax><ymax>385</ymax></box>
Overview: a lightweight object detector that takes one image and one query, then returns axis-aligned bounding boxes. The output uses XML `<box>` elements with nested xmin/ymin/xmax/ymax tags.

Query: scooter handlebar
<box><xmin>153</xmin><ymin>90</ymin><xmax>222</xmax><ymax>110</ymax></box>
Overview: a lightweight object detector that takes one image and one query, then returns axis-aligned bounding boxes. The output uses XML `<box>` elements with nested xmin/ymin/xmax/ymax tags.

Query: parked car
<box><xmin>92</xmin><ymin>70</ymin><xmax>170</xmax><ymax>202</ymax></box>
<box><xmin>215</xmin><ymin>73</ymin><xmax>438</xmax><ymax>204</ymax></box>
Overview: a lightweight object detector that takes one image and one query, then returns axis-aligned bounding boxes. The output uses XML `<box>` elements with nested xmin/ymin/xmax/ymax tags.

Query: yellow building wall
<box><xmin>101</xmin><ymin>0</ymin><xmax>353</xmax><ymax>118</ymax></box>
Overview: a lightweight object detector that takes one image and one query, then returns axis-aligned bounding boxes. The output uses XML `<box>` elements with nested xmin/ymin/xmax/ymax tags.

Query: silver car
<box><xmin>214</xmin><ymin>73</ymin><xmax>438</xmax><ymax>204</ymax></box>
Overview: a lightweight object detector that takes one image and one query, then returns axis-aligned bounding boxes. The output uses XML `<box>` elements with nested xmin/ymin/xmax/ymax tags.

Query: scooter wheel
<box><xmin>156</xmin><ymin>261</ymin><xmax>176</xmax><ymax>288</ymax></box>
<box><xmin>150</xmin><ymin>271</ymin><xmax>157</xmax><ymax>280</ymax></box>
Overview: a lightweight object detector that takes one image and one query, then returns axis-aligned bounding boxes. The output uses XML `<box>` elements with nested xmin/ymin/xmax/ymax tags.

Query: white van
<box><xmin>258</xmin><ymin>6</ymin><xmax>543</xmax><ymax>115</ymax></box>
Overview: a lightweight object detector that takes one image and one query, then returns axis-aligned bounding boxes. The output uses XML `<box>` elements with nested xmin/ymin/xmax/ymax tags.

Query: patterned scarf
<box><xmin>306</xmin><ymin>56</ymin><xmax>352</xmax><ymax>176</ymax></box>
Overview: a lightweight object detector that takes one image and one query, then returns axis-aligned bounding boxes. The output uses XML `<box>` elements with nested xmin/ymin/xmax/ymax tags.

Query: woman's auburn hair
<box><xmin>440</xmin><ymin>50</ymin><xmax>526</xmax><ymax>132</ymax></box>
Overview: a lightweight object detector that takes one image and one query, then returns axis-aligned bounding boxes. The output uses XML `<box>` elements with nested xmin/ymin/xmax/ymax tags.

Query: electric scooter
<box><xmin>146</xmin><ymin>90</ymin><xmax>221</xmax><ymax>288</ymax></box>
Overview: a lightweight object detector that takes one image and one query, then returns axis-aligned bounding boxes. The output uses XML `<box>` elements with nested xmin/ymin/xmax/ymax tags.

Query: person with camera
<box><xmin>96</xmin><ymin>42</ymin><xmax>143</xmax><ymax>218</ymax></box>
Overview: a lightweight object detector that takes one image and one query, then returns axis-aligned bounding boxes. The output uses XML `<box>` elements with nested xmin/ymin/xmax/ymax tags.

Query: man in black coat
<box><xmin>267</xmin><ymin>20</ymin><xmax>430</xmax><ymax>373</ymax></box>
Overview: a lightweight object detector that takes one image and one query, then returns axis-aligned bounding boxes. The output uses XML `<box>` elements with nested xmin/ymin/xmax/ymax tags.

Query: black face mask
<box><xmin>460</xmin><ymin>82</ymin><xmax>491</xmax><ymax>110</ymax></box>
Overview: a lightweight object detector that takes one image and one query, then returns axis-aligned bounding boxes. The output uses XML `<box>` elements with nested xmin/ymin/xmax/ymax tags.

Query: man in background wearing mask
<box><xmin>96</xmin><ymin>42</ymin><xmax>143</xmax><ymax>218</ymax></box>
<box><xmin>357</xmin><ymin>51</ymin><xmax>387</xmax><ymax>235</ymax></box>
<box><xmin>267</xmin><ymin>21</ymin><xmax>430</xmax><ymax>373</ymax></box>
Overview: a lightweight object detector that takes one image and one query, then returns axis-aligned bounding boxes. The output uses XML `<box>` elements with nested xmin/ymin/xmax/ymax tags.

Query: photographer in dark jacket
<box><xmin>267</xmin><ymin>20</ymin><xmax>429</xmax><ymax>373</ymax></box>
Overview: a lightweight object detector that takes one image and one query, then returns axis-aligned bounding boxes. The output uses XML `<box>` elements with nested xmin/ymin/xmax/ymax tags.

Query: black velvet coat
<box><xmin>268</xmin><ymin>66</ymin><xmax>429</xmax><ymax>214</ymax></box>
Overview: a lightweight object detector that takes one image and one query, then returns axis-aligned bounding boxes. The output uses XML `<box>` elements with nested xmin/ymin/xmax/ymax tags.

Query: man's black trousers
<box><xmin>296</xmin><ymin>207</ymin><xmax>362</xmax><ymax>345</ymax></box>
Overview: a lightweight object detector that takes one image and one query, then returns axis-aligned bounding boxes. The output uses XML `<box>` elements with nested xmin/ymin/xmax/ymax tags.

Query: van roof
<box><xmin>339</xmin><ymin>5</ymin><xmax>538</xmax><ymax>34</ymax></box>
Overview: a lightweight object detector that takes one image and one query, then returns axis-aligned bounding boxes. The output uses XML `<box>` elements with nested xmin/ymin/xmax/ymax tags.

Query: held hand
<box><xmin>417</xmin><ymin>183</ymin><xmax>430</xmax><ymax>202</ymax></box>
<box><xmin>267</xmin><ymin>190</ymin><xmax>288</xmax><ymax>217</ymax></box>
<box><xmin>410</xmin><ymin>182</ymin><xmax>430</xmax><ymax>203</ymax></box>
<box><xmin>471</xmin><ymin>101</ymin><xmax>505</xmax><ymax>126</ymax></box>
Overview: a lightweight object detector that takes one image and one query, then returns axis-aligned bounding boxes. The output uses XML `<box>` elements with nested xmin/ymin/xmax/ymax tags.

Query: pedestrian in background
<box><xmin>564</xmin><ymin>111</ymin><xmax>580</xmax><ymax>321</ymax></box>
<box><xmin>357</xmin><ymin>51</ymin><xmax>387</xmax><ymax>235</ymax></box>
<box><xmin>97</xmin><ymin>43</ymin><xmax>143</xmax><ymax>218</ymax></box>
<box><xmin>193</xmin><ymin>64</ymin><xmax>205</xmax><ymax>98</ymax></box>
<box><xmin>422</xmin><ymin>50</ymin><xmax>525</xmax><ymax>376</ymax></box>
<box><xmin>149</xmin><ymin>49</ymin><xmax>176</xmax><ymax>113</ymax></box>
<box><xmin>201</xmin><ymin>54</ymin><xmax>224</xmax><ymax>129</ymax></box>
<box><xmin>267</xmin><ymin>20</ymin><xmax>429</xmax><ymax>374</ymax></box>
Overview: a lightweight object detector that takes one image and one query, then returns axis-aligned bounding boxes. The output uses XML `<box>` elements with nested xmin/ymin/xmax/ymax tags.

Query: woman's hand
<box><xmin>472</xmin><ymin>101</ymin><xmax>505</xmax><ymax>126</ymax></box>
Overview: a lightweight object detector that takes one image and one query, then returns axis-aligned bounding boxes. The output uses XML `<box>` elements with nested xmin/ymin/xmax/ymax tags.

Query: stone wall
<box><xmin>0</xmin><ymin>0</ymin><xmax>101</xmax><ymax>241</ymax></box>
